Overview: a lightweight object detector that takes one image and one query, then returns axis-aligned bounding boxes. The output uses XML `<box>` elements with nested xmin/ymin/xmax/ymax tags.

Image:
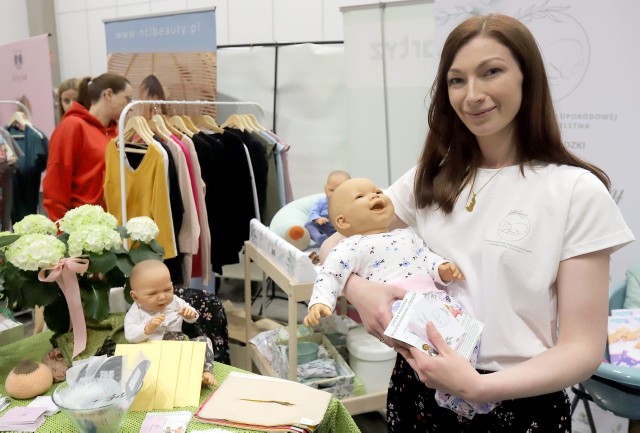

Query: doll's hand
<box><xmin>178</xmin><ymin>306</ymin><xmax>197</xmax><ymax>320</ymax></box>
<box><xmin>438</xmin><ymin>262</ymin><xmax>465</xmax><ymax>283</ymax></box>
<box><xmin>315</xmin><ymin>217</ymin><xmax>329</xmax><ymax>225</ymax></box>
<box><xmin>144</xmin><ymin>314</ymin><xmax>165</xmax><ymax>334</ymax></box>
<box><xmin>202</xmin><ymin>371</ymin><xmax>218</xmax><ymax>387</ymax></box>
<box><xmin>303</xmin><ymin>304</ymin><xmax>332</xmax><ymax>327</ymax></box>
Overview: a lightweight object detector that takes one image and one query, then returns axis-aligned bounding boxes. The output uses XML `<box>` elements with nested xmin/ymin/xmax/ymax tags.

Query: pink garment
<box><xmin>170</xmin><ymin>134</ymin><xmax>200</xmax><ymax>216</ymax></box>
<box><xmin>390</xmin><ymin>274</ymin><xmax>439</xmax><ymax>294</ymax></box>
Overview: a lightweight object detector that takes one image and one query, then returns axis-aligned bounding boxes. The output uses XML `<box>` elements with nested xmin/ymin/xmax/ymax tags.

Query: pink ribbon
<box><xmin>38</xmin><ymin>257</ymin><xmax>90</xmax><ymax>359</ymax></box>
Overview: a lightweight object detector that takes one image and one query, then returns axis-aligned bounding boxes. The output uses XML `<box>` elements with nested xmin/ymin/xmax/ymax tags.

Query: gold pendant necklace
<box><xmin>465</xmin><ymin>167</ymin><xmax>506</xmax><ymax>212</ymax></box>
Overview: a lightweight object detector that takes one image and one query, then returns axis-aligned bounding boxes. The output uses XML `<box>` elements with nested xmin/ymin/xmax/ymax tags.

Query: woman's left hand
<box><xmin>395</xmin><ymin>322</ymin><xmax>483</xmax><ymax>402</ymax></box>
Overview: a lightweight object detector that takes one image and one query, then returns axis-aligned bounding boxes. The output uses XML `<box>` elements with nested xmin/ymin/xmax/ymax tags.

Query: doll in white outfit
<box><xmin>125</xmin><ymin>259</ymin><xmax>217</xmax><ymax>386</ymax></box>
<box><xmin>303</xmin><ymin>177</ymin><xmax>497</xmax><ymax>418</ymax></box>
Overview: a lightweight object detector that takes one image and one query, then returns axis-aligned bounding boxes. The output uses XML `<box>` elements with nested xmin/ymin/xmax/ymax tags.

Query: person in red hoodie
<box><xmin>43</xmin><ymin>73</ymin><xmax>133</xmax><ymax>222</ymax></box>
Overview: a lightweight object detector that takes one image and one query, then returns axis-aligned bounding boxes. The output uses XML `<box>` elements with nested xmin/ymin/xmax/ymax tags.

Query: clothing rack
<box><xmin>0</xmin><ymin>100</ymin><xmax>33</xmax><ymax>121</ymax></box>
<box><xmin>116</xmin><ymin>99</ymin><xmax>264</xmax><ymax>225</ymax></box>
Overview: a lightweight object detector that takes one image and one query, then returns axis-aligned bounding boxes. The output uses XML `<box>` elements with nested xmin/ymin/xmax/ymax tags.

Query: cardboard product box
<box><xmin>272</xmin><ymin>333</ymin><xmax>356</xmax><ymax>400</ymax></box>
<box><xmin>0</xmin><ymin>315</ymin><xmax>24</xmax><ymax>346</ymax></box>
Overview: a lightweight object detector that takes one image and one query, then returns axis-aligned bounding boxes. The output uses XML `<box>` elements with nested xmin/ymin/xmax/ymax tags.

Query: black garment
<box><xmin>223</xmin><ymin>128</ymin><xmax>268</xmax><ymax>218</ymax></box>
<box><xmin>8</xmin><ymin>125</ymin><xmax>47</xmax><ymax>222</ymax></box>
<box><xmin>211</xmin><ymin>130</ymin><xmax>267</xmax><ymax>271</ymax></box>
<box><xmin>191</xmin><ymin>132</ymin><xmax>226</xmax><ymax>274</ymax></box>
<box><xmin>387</xmin><ymin>354</ymin><xmax>571</xmax><ymax>433</ymax></box>
<box><xmin>175</xmin><ymin>287</ymin><xmax>230</xmax><ymax>365</ymax></box>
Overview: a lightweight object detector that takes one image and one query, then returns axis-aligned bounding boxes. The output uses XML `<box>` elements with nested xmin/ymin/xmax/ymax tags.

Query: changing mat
<box><xmin>249</xmin><ymin>219</ymin><xmax>317</xmax><ymax>283</ymax></box>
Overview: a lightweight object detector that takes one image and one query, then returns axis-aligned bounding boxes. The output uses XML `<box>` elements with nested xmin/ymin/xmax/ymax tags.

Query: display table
<box><xmin>0</xmin><ymin>332</ymin><xmax>360</xmax><ymax>432</ymax></box>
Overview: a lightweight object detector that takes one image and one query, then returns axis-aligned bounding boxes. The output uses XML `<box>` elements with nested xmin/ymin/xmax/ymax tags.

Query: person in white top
<box><xmin>124</xmin><ymin>259</ymin><xmax>217</xmax><ymax>386</ymax></box>
<box><xmin>305</xmin><ymin>177</ymin><xmax>503</xmax><ymax>419</ymax></box>
<box><xmin>320</xmin><ymin>14</ymin><xmax>635</xmax><ymax>432</ymax></box>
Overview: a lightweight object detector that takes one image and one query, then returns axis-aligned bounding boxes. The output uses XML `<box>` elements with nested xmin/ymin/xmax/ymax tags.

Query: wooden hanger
<box><xmin>7</xmin><ymin>111</ymin><xmax>31</xmax><ymax>129</ymax></box>
<box><xmin>123</xmin><ymin>116</ymin><xmax>154</xmax><ymax>153</ymax></box>
<box><xmin>168</xmin><ymin>115</ymin><xmax>194</xmax><ymax>137</ymax></box>
<box><xmin>148</xmin><ymin>115</ymin><xmax>171</xmax><ymax>142</ymax></box>
<box><xmin>192</xmin><ymin>114</ymin><xmax>224</xmax><ymax>134</ymax></box>
<box><xmin>181</xmin><ymin>115</ymin><xmax>201</xmax><ymax>134</ymax></box>
<box><xmin>160</xmin><ymin>115</ymin><xmax>182</xmax><ymax>137</ymax></box>
<box><xmin>245</xmin><ymin>113</ymin><xmax>265</xmax><ymax>131</ymax></box>
<box><xmin>220</xmin><ymin>114</ymin><xmax>246</xmax><ymax>132</ymax></box>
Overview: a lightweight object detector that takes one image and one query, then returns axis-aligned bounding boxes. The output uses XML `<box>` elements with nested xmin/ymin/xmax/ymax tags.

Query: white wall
<box><xmin>0</xmin><ymin>0</ymin><xmax>29</xmax><ymax>45</ymax></box>
<box><xmin>53</xmin><ymin>0</ymin><xmax>347</xmax><ymax>79</ymax></box>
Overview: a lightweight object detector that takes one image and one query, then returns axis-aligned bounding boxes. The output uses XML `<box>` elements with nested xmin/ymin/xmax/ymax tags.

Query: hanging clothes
<box><xmin>103</xmin><ymin>139</ymin><xmax>177</xmax><ymax>259</ymax></box>
<box><xmin>6</xmin><ymin>124</ymin><xmax>48</xmax><ymax>223</ymax></box>
<box><xmin>0</xmin><ymin>128</ymin><xmax>22</xmax><ymax>230</ymax></box>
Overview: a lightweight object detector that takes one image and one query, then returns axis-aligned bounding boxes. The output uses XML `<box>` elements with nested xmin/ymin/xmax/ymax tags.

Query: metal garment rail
<box><xmin>0</xmin><ymin>100</ymin><xmax>33</xmax><ymax>120</ymax></box>
<box><xmin>116</xmin><ymin>99</ymin><xmax>264</xmax><ymax>225</ymax></box>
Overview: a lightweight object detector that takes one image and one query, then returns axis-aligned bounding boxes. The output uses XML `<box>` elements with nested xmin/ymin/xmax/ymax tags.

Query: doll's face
<box><xmin>130</xmin><ymin>263</ymin><xmax>173</xmax><ymax>313</ymax></box>
<box><xmin>330</xmin><ymin>178</ymin><xmax>395</xmax><ymax>237</ymax></box>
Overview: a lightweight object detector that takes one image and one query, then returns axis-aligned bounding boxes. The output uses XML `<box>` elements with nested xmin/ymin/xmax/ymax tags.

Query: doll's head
<box><xmin>324</xmin><ymin>170</ymin><xmax>351</xmax><ymax>200</ymax></box>
<box><xmin>129</xmin><ymin>259</ymin><xmax>173</xmax><ymax>313</ymax></box>
<box><xmin>329</xmin><ymin>177</ymin><xmax>395</xmax><ymax>237</ymax></box>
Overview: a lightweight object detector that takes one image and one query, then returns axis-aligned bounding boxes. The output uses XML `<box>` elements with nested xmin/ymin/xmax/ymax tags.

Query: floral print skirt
<box><xmin>175</xmin><ymin>287</ymin><xmax>231</xmax><ymax>365</ymax></box>
<box><xmin>387</xmin><ymin>354</ymin><xmax>570</xmax><ymax>433</ymax></box>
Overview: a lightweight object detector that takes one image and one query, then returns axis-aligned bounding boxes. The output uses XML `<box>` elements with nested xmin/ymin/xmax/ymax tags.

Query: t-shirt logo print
<box><xmin>497</xmin><ymin>211</ymin><xmax>531</xmax><ymax>242</ymax></box>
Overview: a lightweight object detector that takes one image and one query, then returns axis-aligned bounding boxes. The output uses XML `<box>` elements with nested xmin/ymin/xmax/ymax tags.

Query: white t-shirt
<box><xmin>386</xmin><ymin>162</ymin><xmax>634</xmax><ymax>371</ymax></box>
<box><xmin>124</xmin><ymin>295</ymin><xmax>198</xmax><ymax>343</ymax></box>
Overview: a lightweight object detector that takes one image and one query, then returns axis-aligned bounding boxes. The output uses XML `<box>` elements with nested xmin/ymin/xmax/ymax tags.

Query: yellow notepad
<box><xmin>187</xmin><ymin>341</ymin><xmax>206</xmax><ymax>407</ymax></box>
<box><xmin>173</xmin><ymin>341</ymin><xmax>194</xmax><ymax>407</ymax></box>
<box><xmin>149</xmin><ymin>340</ymin><xmax>182</xmax><ymax>409</ymax></box>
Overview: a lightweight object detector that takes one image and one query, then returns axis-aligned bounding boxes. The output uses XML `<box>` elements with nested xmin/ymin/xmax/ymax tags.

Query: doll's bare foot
<box><xmin>202</xmin><ymin>371</ymin><xmax>217</xmax><ymax>387</ymax></box>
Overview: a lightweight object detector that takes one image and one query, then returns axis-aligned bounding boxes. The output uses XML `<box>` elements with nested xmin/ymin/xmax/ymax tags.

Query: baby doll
<box><xmin>304</xmin><ymin>177</ymin><xmax>464</xmax><ymax>326</ymax></box>
<box><xmin>303</xmin><ymin>177</ymin><xmax>498</xmax><ymax>419</ymax></box>
<box><xmin>304</xmin><ymin>170</ymin><xmax>351</xmax><ymax>247</ymax></box>
<box><xmin>124</xmin><ymin>259</ymin><xmax>217</xmax><ymax>386</ymax></box>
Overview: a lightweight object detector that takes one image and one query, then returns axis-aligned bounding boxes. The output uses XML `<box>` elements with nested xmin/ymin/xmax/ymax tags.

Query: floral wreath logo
<box><xmin>436</xmin><ymin>0</ymin><xmax>590</xmax><ymax>101</ymax></box>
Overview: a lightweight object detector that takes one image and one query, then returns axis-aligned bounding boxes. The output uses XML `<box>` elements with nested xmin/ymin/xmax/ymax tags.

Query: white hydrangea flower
<box><xmin>67</xmin><ymin>225</ymin><xmax>123</xmax><ymax>257</ymax></box>
<box><xmin>5</xmin><ymin>234</ymin><xmax>66</xmax><ymax>271</ymax></box>
<box><xmin>13</xmin><ymin>214</ymin><xmax>57</xmax><ymax>235</ymax></box>
<box><xmin>126</xmin><ymin>217</ymin><xmax>159</xmax><ymax>243</ymax></box>
<box><xmin>59</xmin><ymin>205</ymin><xmax>118</xmax><ymax>234</ymax></box>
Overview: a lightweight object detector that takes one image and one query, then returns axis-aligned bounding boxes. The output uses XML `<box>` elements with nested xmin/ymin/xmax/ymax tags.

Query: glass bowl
<box><xmin>51</xmin><ymin>378</ymin><xmax>142</xmax><ymax>433</ymax></box>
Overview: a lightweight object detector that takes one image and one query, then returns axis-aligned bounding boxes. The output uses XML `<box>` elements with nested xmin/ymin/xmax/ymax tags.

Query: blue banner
<box><xmin>105</xmin><ymin>9</ymin><xmax>216</xmax><ymax>53</ymax></box>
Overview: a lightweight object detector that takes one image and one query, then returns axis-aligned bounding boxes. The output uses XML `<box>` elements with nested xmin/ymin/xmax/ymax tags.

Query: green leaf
<box><xmin>43</xmin><ymin>294</ymin><xmax>71</xmax><ymax>334</ymax></box>
<box><xmin>116</xmin><ymin>226</ymin><xmax>129</xmax><ymax>239</ymax></box>
<box><xmin>149</xmin><ymin>239</ymin><xmax>165</xmax><ymax>255</ymax></box>
<box><xmin>80</xmin><ymin>279</ymin><xmax>110</xmax><ymax>322</ymax></box>
<box><xmin>19</xmin><ymin>278</ymin><xmax>59</xmax><ymax>309</ymax></box>
<box><xmin>115</xmin><ymin>254</ymin><xmax>134</xmax><ymax>277</ymax></box>
<box><xmin>129</xmin><ymin>243</ymin><xmax>163</xmax><ymax>264</ymax></box>
<box><xmin>0</xmin><ymin>234</ymin><xmax>20</xmax><ymax>248</ymax></box>
<box><xmin>86</xmin><ymin>251</ymin><xmax>117</xmax><ymax>275</ymax></box>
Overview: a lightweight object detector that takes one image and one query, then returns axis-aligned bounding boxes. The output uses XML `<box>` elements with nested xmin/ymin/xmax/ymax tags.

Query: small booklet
<box><xmin>140</xmin><ymin>411</ymin><xmax>192</xmax><ymax>433</ymax></box>
<box><xmin>384</xmin><ymin>291</ymin><xmax>483</xmax><ymax>361</ymax></box>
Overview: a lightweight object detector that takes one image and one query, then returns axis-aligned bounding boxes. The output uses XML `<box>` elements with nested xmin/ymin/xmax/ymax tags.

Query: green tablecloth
<box><xmin>0</xmin><ymin>332</ymin><xmax>361</xmax><ymax>432</ymax></box>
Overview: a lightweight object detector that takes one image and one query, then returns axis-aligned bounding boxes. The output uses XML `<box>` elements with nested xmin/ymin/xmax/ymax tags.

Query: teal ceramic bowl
<box><xmin>287</xmin><ymin>341</ymin><xmax>320</xmax><ymax>365</ymax></box>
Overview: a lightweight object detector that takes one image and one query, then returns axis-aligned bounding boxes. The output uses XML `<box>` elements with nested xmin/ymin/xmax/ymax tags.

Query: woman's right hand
<box><xmin>343</xmin><ymin>274</ymin><xmax>407</xmax><ymax>342</ymax></box>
